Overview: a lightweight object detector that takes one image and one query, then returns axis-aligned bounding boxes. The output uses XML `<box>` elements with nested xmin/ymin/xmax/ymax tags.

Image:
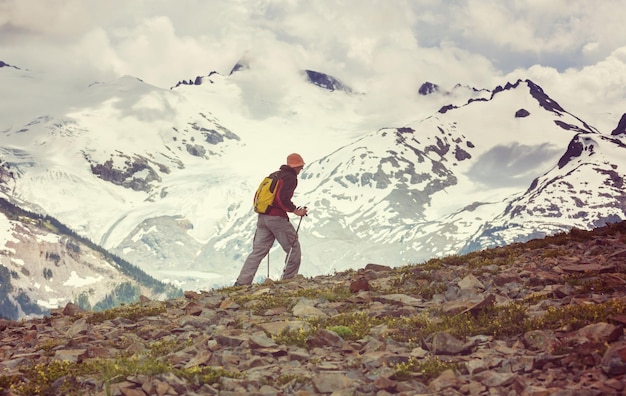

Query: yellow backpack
<box><xmin>253</xmin><ymin>174</ymin><xmax>282</xmax><ymax>214</ymax></box>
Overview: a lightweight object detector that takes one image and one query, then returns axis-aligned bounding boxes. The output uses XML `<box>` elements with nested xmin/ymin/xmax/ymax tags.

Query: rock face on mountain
<box><xmin>612</xmin><ymin>113</ymin><xmax>626</xmax><ymax>136</ymax></box>
<box><xmin>0</xmin><ymin>61</ymin><xmax>19</xmax><ymax>69</ymax></box>
<box><xmin>2</xmin><ymin>222</ymin><xmax>626</xmax><ymax>395</ymax></box>
<box><xmin>88</xmin><ymin>156</ymin><xmax>164</xmax><ymax>193</ymax></box>
<box><xmin>304</xmin><ymin>69</ymin><xmax>355</xmax><ymax>93</ymax></box>
<box><xmin>418</xmin><ymin>81</ymin><xmax>439</xmax><ymax>95</ymax></box>
<box><xmin>173</xmin><ymin>71</ymin><xmax>222</xmax><ymax>87</ymax></box>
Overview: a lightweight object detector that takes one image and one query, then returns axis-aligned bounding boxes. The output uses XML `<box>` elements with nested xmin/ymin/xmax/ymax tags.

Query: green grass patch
<box><xmin>85</xmin><ymin>302</ymin><xmax>166</xmax><ymax>324</ymax></box>
<box><xmin>394</xmin><ymin>356</ymin><xmax>460</xmax><ymax>382</ymax></box>
<box><xmin>0</xmin><ymin>354</ymin><xmax>242</xmax><ymax>395</ymax></box>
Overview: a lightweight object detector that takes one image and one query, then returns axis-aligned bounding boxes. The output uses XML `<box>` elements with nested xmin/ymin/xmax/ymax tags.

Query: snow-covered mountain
<box><xmin>263</xmin><ymin>79</ymin><xmax>622</xmax><ymax>273</ymax></box>
<box><xmin>463</xmin><ymin>129</ymin><xmax>626</xmax><ymax>252</ymax></box>
<box><xmin>1</xmin><ymin>59</ymin><xmax>625</xmax><ymax>297</ymax></box>
<box><xmin>0</xmin><ymin>165</ymin><xmax>181</xmax><ymax>320</ymax></box>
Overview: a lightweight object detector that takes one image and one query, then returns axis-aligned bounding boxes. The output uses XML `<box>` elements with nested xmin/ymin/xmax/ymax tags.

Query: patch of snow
<box><xmin>0</xmin><ymin>214</ymin><xmax>18</xmax><ymax>246</ymax></box>
<box><xmin>157</xmin><ymin>269</ymin><xmax>222</xmax><ymax>280</ymax></box>
<box><xmin>10</xmin><ymin>257</ymin><xmax>24</xmax><ymax>266</ymax></box>
<box><xmin>37</xmin><ymin>297</ymin><xmax>67</xmax><ymax>309</ymax></box>
<box><xmin>63</xmin><ymin>271</ymin><xmax>103</xmax><ymax>287</ymax></box>
<box><xmin>37</xmin><ymin>232</ymin><xmax>60</xmax><ymax>243</ymax></box>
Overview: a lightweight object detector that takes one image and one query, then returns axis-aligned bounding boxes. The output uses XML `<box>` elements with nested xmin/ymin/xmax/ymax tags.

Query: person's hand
<box><xmin>294</xmin><ymin>207</ymin><xmax>308</xmax><ymax>217</ymax></box>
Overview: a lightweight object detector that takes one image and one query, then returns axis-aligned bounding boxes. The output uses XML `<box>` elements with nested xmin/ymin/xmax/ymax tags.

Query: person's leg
<box><xmin>267</xmin><ymin>217</ymin><xmax>301</xmax><ymax>280</ymax></box>
<box><xmin>236</xmin><ymin>216</ymin><xmax>275</xmax><ymax>285</ymax></box>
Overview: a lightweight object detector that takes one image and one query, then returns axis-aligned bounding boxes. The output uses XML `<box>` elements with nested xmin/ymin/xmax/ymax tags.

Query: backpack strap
<box><xmin>271</xmin><ymin>177</ymin><xmax>287</xmax><ymax>211</ymax></box>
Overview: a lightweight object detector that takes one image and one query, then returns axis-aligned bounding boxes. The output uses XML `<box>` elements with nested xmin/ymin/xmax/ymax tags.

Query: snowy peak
<box><xmin>172</xmin><ymin>58</ymin><xmax>355</xmax><ymax>94</ymax></box>
<box><xmin>437</xmin><ymin>79</ymin><xmax>598</xmax><ymax>134</ymax></box>
<box><xmin>172</xmin><ymin>71</ymin><xmax>222</xmax><ymax>88</ymax></box>
<box><xmin>0</xmin><ymin>61</ymin><xmax>20</xmax><ymax>70</ymax></box>
<box><xmin>303</xmin><ymin>70</ymin><xmax>354</xmax><ymax>93</ymax></box>
<box><xmin>418</xmin><ymin>82</ymin><xmax>490</xmax><ymax>113</ymax></box>
<box><xmin>611</xmin><ymin>113</ymin><xmax>626</xmax><ymax>136</ymax></box>
<box><xmin>418</xmin><ymin>82</ymin><xmax>440</xmax><ymax>95</ymax></box>
<box><xmin>229</xmin><ymin>61</ymin><xmax>249</xmax><ymax>75</ymax></box>
<box><xmin>482</xmin><ymin>79</ymin><xmax>567</xmax><ymax>113</ymax></box>
<box><xmin>522</xmin><ymin>79</ymin><xmax>565</xmax><ymax>113</ymax></box>
<box><xmin>419</xmin><ymin>81</ymin><xmax>490</xmax><ymax>98</ymax></box>
<box><xmin>493</xmin><ymin>80</ymin><xmax>598</xmax><ymax>133</ymax></box>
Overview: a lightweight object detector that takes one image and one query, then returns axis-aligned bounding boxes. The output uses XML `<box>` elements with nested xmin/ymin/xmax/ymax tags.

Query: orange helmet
<box><xmin>287</xmin><ymin>153</ymin><xmax>305</xmax><ymax>168</ymax></box>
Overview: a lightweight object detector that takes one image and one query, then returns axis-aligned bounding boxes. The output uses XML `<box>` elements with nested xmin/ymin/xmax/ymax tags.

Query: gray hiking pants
<box><xmin>236</xmin><ymin>214</ymin><xmax>301</xmax><ymax>285</ymax></box>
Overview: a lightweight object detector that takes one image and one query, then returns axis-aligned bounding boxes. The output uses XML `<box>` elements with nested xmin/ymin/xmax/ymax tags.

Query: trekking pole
<box><xmin>284</xmin><ymin>213</ymin><xmax>304</xmax><ymax>270</ymax></box>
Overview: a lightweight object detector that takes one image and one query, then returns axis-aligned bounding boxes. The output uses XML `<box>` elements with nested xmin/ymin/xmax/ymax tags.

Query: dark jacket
<box><xmin>267</xmin><ymin>165</ymin><xmax>298</xmax><ymax>218</ymax></box>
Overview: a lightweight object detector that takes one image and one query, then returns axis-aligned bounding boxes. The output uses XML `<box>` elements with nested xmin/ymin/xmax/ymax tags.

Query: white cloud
<box><xmin>0</xmin><ymin>0</ymin><xmax>91</xmax><ymax>38</ymax></box>
<box><xmin>582</xmin><ymin>42</ymin><xmax>600</xmax><ymax>57</ymax></box>
<box><xmin>2</xmin><ymin>0</ymin><xmax>626</xmax><ymax>130</ymax></box>
<box><xmin>413</xmin><ymin>0</ymin><xmax>626</xmax><ymax>73</ymax></box>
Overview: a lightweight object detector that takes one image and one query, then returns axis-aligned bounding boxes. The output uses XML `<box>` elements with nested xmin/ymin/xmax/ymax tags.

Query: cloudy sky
<box><xmin>2</xmin><ymin>0</ymin><xmax>626</xmax><ymax>131</ymax></box>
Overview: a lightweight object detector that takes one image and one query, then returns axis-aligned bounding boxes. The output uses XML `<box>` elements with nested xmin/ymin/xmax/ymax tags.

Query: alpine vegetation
<box><xmin>1</xmin><ymin>222</ymin><xmax>626</xmax><ymax>394</ymax></box>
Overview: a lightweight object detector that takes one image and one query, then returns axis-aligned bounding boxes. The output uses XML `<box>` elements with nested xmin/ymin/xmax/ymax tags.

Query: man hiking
<box><xmin>235</xmin><ymin>153</ymin><xmax>308</xmax><ymax>286</ymax></box>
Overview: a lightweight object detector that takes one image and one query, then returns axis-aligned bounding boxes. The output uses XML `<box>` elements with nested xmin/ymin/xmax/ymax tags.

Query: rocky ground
<box><xmin>2</xmin><ymin>222</ymin><xmax>626</xmax><ymax>395</ymax></box>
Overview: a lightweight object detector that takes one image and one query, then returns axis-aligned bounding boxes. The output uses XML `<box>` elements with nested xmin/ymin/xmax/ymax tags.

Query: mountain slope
<box><xmin>0</xmin><ymin>154</ymin><xmax>182</xmax><ymax>320</ymax></box>
<box><xmin>3</xmin><ymin>222</ymin><xmax>626</xmax><ymax>395</ymax></box>
<box><xmin>0</xmin><ymin>195</ymin><xmax>182</xmax><ymax>320</ymax></box>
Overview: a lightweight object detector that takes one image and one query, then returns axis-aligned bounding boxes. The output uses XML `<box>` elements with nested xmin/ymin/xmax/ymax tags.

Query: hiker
<box><xmin>235</xmin><ymin>153</ymin><xmax>309</xmax><ymax>286</ymax></box>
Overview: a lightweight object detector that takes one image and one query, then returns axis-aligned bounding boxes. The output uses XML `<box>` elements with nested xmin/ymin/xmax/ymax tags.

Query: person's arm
<box><xmin>275</xmin><ymin>176</ymin><xmax>297</xmax><ymax>212</ymax></box>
